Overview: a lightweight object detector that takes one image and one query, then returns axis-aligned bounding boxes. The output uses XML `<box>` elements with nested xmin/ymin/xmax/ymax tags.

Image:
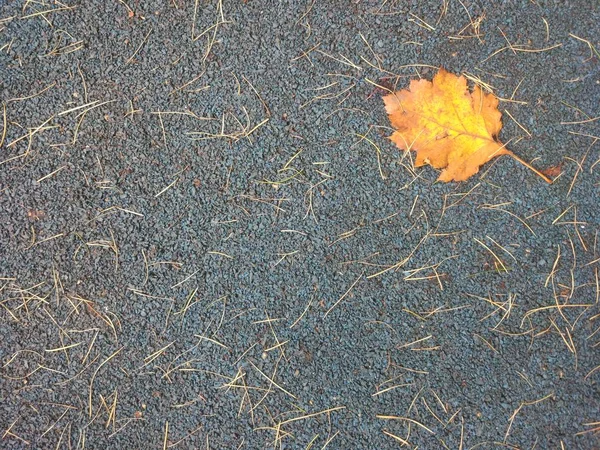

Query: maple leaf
<box><xmin>383</xmin><ymin>68</ymin><xmax>551</xmax><ymax>183</ymax></box>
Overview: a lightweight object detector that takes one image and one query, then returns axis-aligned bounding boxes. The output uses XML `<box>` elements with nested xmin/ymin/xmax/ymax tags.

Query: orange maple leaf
<box><xmin>383</xmin><ymin>68</ymin><xmax>551</xmax><ymax>183</ymax></box>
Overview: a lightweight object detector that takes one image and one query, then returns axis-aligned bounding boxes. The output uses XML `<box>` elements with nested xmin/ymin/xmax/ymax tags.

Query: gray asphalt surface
<box><xmin>1</xmin><ymin>0</ymin><xmax>599</xmax><ymax>448</ymax></box>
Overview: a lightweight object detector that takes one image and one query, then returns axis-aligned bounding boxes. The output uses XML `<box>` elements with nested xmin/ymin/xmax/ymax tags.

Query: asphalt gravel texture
<box><xmin>1</xmin><ymin>0</ymin><xmax>599</xmax><ymax>449</ymax></box>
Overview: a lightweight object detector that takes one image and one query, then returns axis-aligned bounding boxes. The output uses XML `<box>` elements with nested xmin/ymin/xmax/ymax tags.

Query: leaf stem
<box><xmin>508</xmin><ymin>153</ymin><xmax>552</xmax><ymax>184</ymax></box>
